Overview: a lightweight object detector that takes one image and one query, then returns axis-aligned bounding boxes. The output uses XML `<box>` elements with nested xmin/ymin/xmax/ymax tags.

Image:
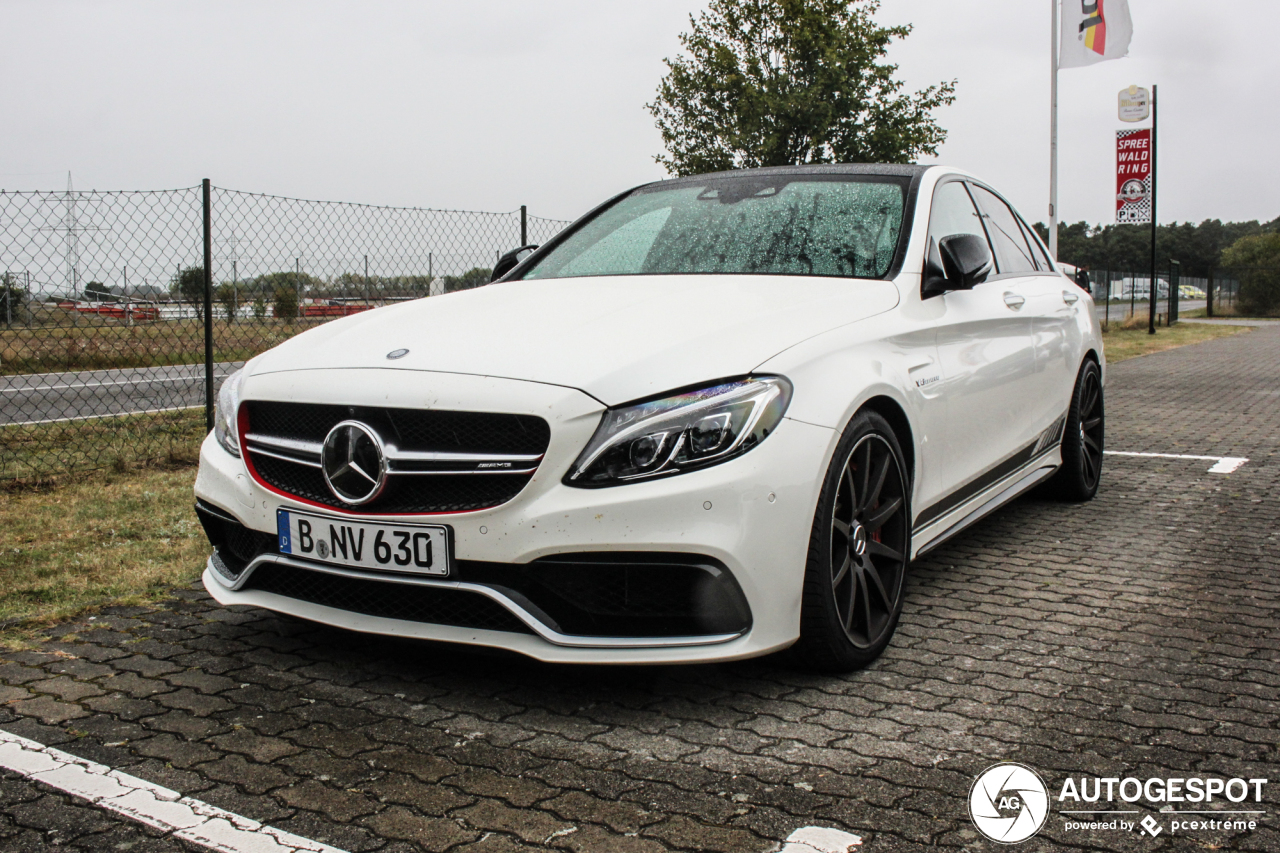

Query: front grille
<box><xmin>244</xmin><ymin>401</ymin><xmax>550</xmax><ymax>514</ymax></box>
<box><xmin>243</xmin><ymin>563</ymin><xmax>533</xmax><ymax>634</ymax></box>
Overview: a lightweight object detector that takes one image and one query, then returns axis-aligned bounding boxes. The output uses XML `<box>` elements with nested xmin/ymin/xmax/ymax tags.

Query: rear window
<box><xmin>522</xmin><ymin>174</ymin><xmax>909</xmax><ymax>281</ymax></box>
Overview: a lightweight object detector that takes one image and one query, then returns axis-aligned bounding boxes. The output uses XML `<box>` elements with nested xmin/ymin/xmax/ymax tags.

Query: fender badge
<box><xmin>386</xmin><ymin>348</ymin><xmax>410</xmax><ymax>360</ymax></box>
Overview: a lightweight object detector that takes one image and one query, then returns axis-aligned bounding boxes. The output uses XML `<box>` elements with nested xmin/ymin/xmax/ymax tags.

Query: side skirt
<box><xmin>911</xmin><ymin>461</ymin><xmax>1058</xmax><ymax>559</ymax></box>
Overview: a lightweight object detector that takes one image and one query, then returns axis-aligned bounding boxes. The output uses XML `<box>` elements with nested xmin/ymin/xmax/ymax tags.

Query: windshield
<box><xmin>522</xmin><ymin>174</ymin><xmax>909</xmax><ymax>281</ymax></box>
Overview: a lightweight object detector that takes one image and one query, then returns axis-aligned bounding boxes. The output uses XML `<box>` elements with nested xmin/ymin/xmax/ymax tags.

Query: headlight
<box><xmin>214</xmin><ymin>368</ymin><xmax>245</xmax><ymax>457</ymax></box>
<box><xmin>566</xmin><ymin>376</ymin><xmax>792</xmax><ymax>487</ymax></box>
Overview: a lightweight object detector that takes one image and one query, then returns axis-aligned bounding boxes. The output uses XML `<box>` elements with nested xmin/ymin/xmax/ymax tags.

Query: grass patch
<box><xmin>0</xmin><ymin>464</ymin><xmax>206</xmax><ymax>638</ymax></box>
<box><xmin>0</xmin><ymin>318</ymin><xmax>320</xmax><ymax>375</ymax></box>
<box><xmin>1</xmin><ymin>408</ymin><xmax>206</xmax><ymax>482</ymax></box>
<box><xmin>1101</xmin><ymin>321</ymin><xmax>1249</xmax><ymax>363</ymax></box>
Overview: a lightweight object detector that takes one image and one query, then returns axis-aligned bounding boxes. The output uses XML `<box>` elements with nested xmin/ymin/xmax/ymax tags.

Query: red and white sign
<box><xmin>1116</xmin><ymin>128</ymin><xmax>1151</xmax><ymax>224</ymax></box>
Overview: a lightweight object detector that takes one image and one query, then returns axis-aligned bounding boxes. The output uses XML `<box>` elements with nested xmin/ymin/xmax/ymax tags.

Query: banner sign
<box><xmin>1116</xmin><ymin>128</ymin><xmax>1152</xmax><ymax>224</ymax></box>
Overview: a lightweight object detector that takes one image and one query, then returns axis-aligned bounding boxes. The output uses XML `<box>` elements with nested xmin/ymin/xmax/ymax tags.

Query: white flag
<box><xmin>1060</xmin><ymin>0</ymin><xmax>1134</xmax><ymax>68</ymax></box>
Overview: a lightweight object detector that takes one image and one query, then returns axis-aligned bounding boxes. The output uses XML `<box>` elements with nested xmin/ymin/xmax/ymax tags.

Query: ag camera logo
<box><xmin>969</xmin><ymin>763</ymin><xmax>1050</xmax><ymax>844</ymax></box>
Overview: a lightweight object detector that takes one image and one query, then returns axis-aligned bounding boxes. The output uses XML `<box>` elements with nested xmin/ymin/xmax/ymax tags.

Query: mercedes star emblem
<box><xmin>321</xmin><ymin>420</ymin><xmax>388</xmax><ymax>505</ymax></box>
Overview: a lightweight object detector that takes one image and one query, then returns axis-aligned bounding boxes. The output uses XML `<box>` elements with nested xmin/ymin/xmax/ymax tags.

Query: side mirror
<box><xmin>491</xmin><ymin>244</ymin><xmax>540</xmax><ymax>282</ymax></box>
<box><xmin>923</xmin><ymin>234</ymin><xmax>993</xmax><ymax>296</ymax></box>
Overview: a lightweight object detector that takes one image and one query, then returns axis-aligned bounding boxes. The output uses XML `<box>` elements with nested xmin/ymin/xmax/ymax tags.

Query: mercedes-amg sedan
<box><xmin>194</xmin><ymin>164</ymin><xmax>1104</xmax><ymax>671</ymax></box>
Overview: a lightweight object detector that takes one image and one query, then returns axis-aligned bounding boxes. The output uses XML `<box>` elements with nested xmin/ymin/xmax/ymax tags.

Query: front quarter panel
<box><xmin>755</xmin><ymin>292</ymin><xmax>941</xmax><ymax>517</ymax></box>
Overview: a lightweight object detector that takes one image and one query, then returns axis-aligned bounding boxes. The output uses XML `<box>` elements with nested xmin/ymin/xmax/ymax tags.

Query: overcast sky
<box><xmin>2</xmin><ymin>0</ymin><xmax>1276</xmax><ymax>227</ymax></box>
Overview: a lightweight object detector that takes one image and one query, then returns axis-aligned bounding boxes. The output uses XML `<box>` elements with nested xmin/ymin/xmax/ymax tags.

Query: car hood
<box><xmin>249</xmin><ymin>275</ymin><xmax>900</xmax><ymax>405</ymax></box>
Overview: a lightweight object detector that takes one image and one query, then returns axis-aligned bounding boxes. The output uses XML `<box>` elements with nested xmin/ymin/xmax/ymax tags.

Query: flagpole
<box><xmin>1049</xmin><ymin>0</ymin><xmax>1059</xmax><ymax>261</ymax></box>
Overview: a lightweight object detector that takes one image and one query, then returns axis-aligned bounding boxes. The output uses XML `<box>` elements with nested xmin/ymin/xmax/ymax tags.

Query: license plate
<box><xmin>276</xmin><ymin>509</ymin><xmax>451</xmax><ymax>577</ymax></box>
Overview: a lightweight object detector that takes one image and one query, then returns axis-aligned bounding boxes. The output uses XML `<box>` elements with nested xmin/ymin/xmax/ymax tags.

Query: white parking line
<box><xmin>1104</xmin><ymin>450</ymin><xmax>1249</xmax><ymax>474</ymax></box>
<box><xmin>779</xmin><ymin>826</ymin><xmax>863</xmax><ymax>852</ymax></box>
<box><xmin>0</xmin><ymin>729</ymin><xmax>348</xmax><ymax>853</ymax></box>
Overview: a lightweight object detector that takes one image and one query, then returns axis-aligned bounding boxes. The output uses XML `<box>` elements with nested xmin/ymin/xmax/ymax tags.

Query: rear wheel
<box><xmin>1045</xmin><ymin>359</ymin><xmax>1104</xmax><ymax>501</ymax></box>
<box><xmin>793</xmin><ymin>411</ymin><xmax>911</xmax><ymax>673</ymax></box>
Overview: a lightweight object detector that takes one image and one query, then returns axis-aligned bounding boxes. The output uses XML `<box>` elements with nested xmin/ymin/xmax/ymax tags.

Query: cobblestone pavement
<box><xmin>1</xmin><ymin>327</ymin><xmax>1277</xmax><ymax>853</ymax></box>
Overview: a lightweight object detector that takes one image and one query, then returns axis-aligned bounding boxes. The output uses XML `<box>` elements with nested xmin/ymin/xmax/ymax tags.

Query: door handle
<box><xmin>1062</xmin><ymin>290</ymin><xmax>1079</xmax><ymax>304</ymax></box>
<box><xmin>1003</xmin><ymin>292</ymin><xmax>1026</xmax><ymax>310</ymax></box>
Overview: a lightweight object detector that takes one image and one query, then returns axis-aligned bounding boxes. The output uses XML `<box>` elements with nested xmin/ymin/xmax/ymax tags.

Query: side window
<box><xmin>927</xmin><ymin>180</ymin><xmax>992</xmax><ymax>271</ymax></box>
<box><xmin>969</xmin><ymin>186</ymin><xmax>1037</xmax><ymax>275</ymax></box>
<box><xmin>1018</xmin><ymin>216</ymin><xmax>1054</xmax><ymax>272</ymax></box>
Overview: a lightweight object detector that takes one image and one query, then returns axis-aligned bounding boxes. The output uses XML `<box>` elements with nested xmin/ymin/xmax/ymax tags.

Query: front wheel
<box><xmin>1045</xmin><ymin>359</ymin><xmax>1104</xmax><ymax>501</ymax></box>
<box><xmin>793</xmin><ymin>410</ymin><xmax>911</xmax><ymax>673</ymax></box>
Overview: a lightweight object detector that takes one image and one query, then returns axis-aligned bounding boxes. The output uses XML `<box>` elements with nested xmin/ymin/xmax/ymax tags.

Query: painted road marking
<box><xmin>0</xmin><ymin>729</ymin><xmax>348</xmax><ymax>853</ymax></box>
<box><xmin>779</xmin><ymin>826</ymin><xmax>863</xmax><ymax>852</ymax></box>
<box><xmin>1</xmin><ymin>404</ymin><xmax>201</xmax><ymax>427</ymax></box>
<box><xmin>1104</xmin><ymin>450</ymin><xmax>1249</xmax><ymax>474</ymax></box>
<box><xmin>0</xmin><ymin>373</ymin><xmax>234</xmax><ymax>394</ymax></box>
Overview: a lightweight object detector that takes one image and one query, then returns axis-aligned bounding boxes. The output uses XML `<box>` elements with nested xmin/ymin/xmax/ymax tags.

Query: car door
<box><xmin>1015</xmin><ymin>209</ymin><xmax>1086</xmax><ymax>429</ymax></box>
<box><xmin>919</xmin><ymin>180</ymin><xmax>1040</xmax><ymax>523</ymax></box>
<box><xmin>972</xmin><ymin>186</ymin><xmax>1081</xmax><ymax>439</ymax></box>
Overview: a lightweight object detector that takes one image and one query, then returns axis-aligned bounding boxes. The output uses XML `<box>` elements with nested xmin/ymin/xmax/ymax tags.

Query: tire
<box><xmin>1044</xmin><ymin>359</ymin><xmax>1104</xmax><ymax>502</ymax></box>
<box><xmin>792</xmin><ymin>410</ymin><xmax>912</xmax><ymax>673</ymax></box>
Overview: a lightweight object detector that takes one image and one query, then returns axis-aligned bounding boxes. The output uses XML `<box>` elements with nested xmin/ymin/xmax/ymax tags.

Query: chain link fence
<box><xmin>1</xmin><ymin>183</ymin><xmax>568</xmax><ymax>481</ymax></box>
<box><xmin>1074</xmin><ymin>266</ymin><xmax>1267</xmax><ymax>328</ymax></box>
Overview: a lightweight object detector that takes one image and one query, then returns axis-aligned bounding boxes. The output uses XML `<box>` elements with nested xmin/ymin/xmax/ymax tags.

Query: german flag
<box><xmin>1081</xmin><ymin>1</ymin><xmax>1108</xmax><ymax>56</ymax></box>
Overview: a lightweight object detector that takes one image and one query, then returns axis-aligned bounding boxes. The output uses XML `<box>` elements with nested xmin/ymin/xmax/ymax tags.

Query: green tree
<box><xmin>84</xmin><ymin>280</ymin><xmax>113</xmax><ymax>302</ymax></box>
<box><xmin>170</xmin><ymin>267</ymin><xmax>206</xmax><ymax>319</ymax></box>
<box><xmin>252</xmin><ymin>295</ymin><xmax>267</xmax><ymax>321</ymax></box>
<box><xmin>647</xmin><ymin>0</ymin><xmax>956</xmax><ymax>176</ymax></box>
<box><xmin>272</xmin><ymin>285</ymin><xmax>299</xmax><ymax>320</ymax></box>
<box><xmin>216</xmin><ymin>283</ymin><xmax>241</xmax><ymax>321</ymax></box>
<box><xmin>1</xmin><ymin>272</ymin><xmax>28</xmax><ymax>324</ymax></box>
<box><xmin>1222</xmin><ymin>232</ymin><xmax>1280</xmax><ymax>316</ymax></box>
<box><xmin>442</xmin><ymin>267</ymin><xmax>492</xmax><ymax>293</ymax></box>
<box><xmin>250</xmin><ymin>271</ymin><xmax>325</xmax><ymax>320</ymax></box>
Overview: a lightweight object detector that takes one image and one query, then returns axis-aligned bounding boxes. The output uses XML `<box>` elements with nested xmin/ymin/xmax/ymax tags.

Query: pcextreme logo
<box><xmin>968</xmin><ymin>764</ymin><xmax>1270</xmax><ymax>843</ymax></box>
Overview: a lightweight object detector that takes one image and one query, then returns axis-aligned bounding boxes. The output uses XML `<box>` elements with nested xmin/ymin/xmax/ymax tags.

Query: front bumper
<box><xmin>194</xmin><ymin>369</ymin><xmax>835</xmax><ymax>664</ymax></box>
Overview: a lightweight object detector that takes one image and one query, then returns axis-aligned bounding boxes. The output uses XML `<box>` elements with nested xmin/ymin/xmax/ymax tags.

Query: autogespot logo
<box><xmin>969</xmin><ymin>763</ymin><xmax>1051</xmax><ymax>844</ymax></box>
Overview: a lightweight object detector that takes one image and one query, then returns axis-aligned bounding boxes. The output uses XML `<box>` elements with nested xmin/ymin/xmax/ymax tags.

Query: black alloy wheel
<box><xmin>1045</xmin><ymin>359</ymin><xmax>1104</xmax><ymax>501</ymax></box>
<box><xmin>795</xmin><ymin>410</ymin><xmax>910</xmax><ymax>672</ymax></box>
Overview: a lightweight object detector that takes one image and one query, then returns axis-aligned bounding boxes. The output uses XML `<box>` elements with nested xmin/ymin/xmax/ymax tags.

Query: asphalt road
<box><xmin>0</xmin><ymin>362</ymin><xmax>241</xmax><ymax>426</ymax></box>
<box><xmin>0</xmin><ymin>326</ymin><xmax>1276</xmax><ymax>851</ymax></box>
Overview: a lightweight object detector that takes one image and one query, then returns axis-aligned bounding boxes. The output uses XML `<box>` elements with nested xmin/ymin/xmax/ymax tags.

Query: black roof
<box><xmin>645</xmin><ymin>163</ymin><xmax>930</xmax><ymax>190</ymax></box>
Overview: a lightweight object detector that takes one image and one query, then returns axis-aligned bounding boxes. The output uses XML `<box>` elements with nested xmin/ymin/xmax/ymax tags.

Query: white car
<box><xmin>195</xmin><ymin>165</ymin><xmax>1105</xmax><ymax>672</ymax></box>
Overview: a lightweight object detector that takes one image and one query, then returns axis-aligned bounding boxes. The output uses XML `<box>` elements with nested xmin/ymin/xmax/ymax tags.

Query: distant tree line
<box><xmin>1033</xmin><ymin>217</ymin><xmax>1280</xmax><ymax>316</ymax></box>
<box><xmin>1034</xmin><ymin>217</ymin><xmax>1280</xmax><ymax>278</ymax></box>
<box><xmin>161</xmin><ymin>264</ymin><xmax>495</xmax><ymax>321</ymax></box>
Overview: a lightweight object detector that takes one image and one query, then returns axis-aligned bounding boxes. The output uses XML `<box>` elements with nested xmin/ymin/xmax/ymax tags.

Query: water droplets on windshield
<box><xmin>524</xmin><ymin>175</ymin><xmax>907</xmax><ymax>281</ymax></box>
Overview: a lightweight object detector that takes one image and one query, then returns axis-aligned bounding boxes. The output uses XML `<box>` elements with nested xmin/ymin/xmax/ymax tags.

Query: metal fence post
<box><xmin>203</xmin><ymin>179</ymin><xmax>215</xmax><ymax>433</ymax></box>
<box><xmin>520</xmin><ymin>205</ymin><xmax>527</xmax><ymax>247</ymax></box>
<box><xmin>1169</xmin><ymin>260</ymin><xmax>1180</xmax><ymax>324</ymax></box>
<box><xmin>1206</xmin><ymin>269</ymin><xmax>1214</xmax><ymax>317</ymax></box>
<box><xmin>1104</xmin><ymin>271</ymin><xmax>1111</xmax><ymax>329</ymax></box>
